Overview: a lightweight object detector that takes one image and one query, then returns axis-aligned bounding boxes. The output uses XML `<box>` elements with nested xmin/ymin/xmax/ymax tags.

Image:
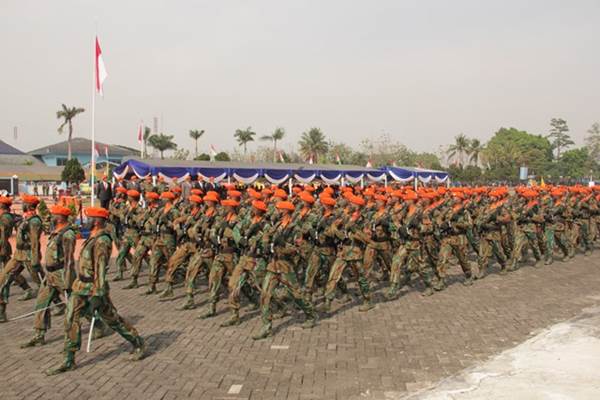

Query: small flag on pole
<box><xmin>308</xmin><ymin>155</ymin><xmax>314</xmax><ymax>165</ymax></box>
<box><xmin>93</xmin><ymin>144</ymin><xmax>100</xmax><ymax>162</ymax></box>
<box><xmin>137</xmin><ymin>123</ymin><xmax>143</xmax><ymax>144</ymax></box>
<box><xmin>95</xmin><ymin>37</ymin><xmax>108</xmax><ymax>96</ymax></box>
<box><xmin>210</xmin><ymin>145</ymin><xmax>217</xmax><ymax>161</ymax></box>
<box><xmin>335</xmin><ymin>152</ymin><xmax>341</xmax><ymax>165</ymax></box>
<box><xmin>278</xmin><ymin>151</ymin><xmax>285</xmax><ymax>163</ymax></box>
<box><xmin>104</xmin><ymin>145</ymin><xmax>109</xmax><ymax>175</ymax></box>
<box><xmin>365</xmin><ymin>159</ymin><xmax>372</xmax><ymax>168</ymax></box>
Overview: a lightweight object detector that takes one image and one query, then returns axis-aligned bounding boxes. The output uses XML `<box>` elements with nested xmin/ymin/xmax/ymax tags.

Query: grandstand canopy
<box><xmin>113</xmin><ymin>157</ymin><xmax>449</xmax><ymax>185</ymax></box>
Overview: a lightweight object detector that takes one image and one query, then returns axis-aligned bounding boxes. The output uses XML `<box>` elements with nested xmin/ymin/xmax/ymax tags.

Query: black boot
<box><xmin>45</xmin><ymin>351</ymin><xmax>76</xmax><ymax>375</ymax></box>
<box><xmin>20</xmin><ymin>330</ymin><xmax>46</xmax><ymax>348</ymax></box>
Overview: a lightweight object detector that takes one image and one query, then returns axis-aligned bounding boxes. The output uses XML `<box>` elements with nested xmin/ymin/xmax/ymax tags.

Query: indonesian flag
<box><xmin>278</xmin><ymin>151</ymin><xmax>285</xmax><ymax>163</ymax></box>
<box><xmin>137</xmin><ymin>123</ymin><xmax>143</xmax><ymax>143</ymax></box>
<box><xmin>104</xmin><ymin>145</ymin><xmax>109</xmax><ymax>158</ymax></box>
<box><xmin>93</xmin><ymin>144</ymin><xmax>100</xmax><ymax>162</ymax></box>
<box><xmin>335</xmin><ymin>152</ymin><xmax>341</xmax><ymax>165</ymax></box>
<box><xmin>95</xmin><ymin>37</ymin><xmax>108</xmax><ymax>96</ymax></box>
<box><xmin>365</xmin><ymin>159</ymin><xmax>373</xmax><ymax>168</ymax></box>
<box><xmin>210</xmin><ymin>144</ymin><xmax>217</xmax><ymax>157</ymax></box>
<box><xmin>308</xmin><ymin>155</ymin><xmax>314</xmax><ymax>165</ymax></box>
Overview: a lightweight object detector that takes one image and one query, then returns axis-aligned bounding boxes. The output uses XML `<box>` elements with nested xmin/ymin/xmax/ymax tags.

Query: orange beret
<box><xmin>127</xmin><ymin>190</ymin><xmax>140</xmax><ymax>198</ymax></box>
<box><xmin>160</xmin><ymin>191</ymin><xmax>176</xmax><ymax>200</ymax></box>
<box><xmin>203</xmin><ymin>193</ymin><xmax>219</xmax><ymax>203</ymax></box>
<box><xmin>189</xmin><ymin>195</ymin><xmax>203</xmax><ymax>203</ymax></box>
<box><xmin>21</xmin><ymin>195</ymin><xmax>39</xmax><ymax>205</ymax></box>
<box><xmin>145</xmin><ymin>191</ymin><xmax>160</xmax><ymax>200</ymax></box>
<box><xmin>374</xmin><ymin>194</ymin><xmax>387</xmax><ymax>202</ymax></box>
<box><xmin>171</xmin><ymin>186</ymin><xmax>182</xmax><ymax>193</ymax></box>
<box><xmin>274</xmin><ymin>189</ymin><xmax>288</xmax><ymax>199</ymax></box>
<box><xmin>50</xmin><ymin>205</ymin><xmax>71</xmax><ymax>216</ymax></box>
<box><xmin>248</xmin><ymin>190</ymin><xmax>261</xmax><ymax>199</ymax></box>
<box><xmin>276</xmin><ymin>201</ymin><xmax>295</xmax><ymax>211</ymax></box>
<box><xmin>252</xmin><ymin>200</ymin><xmax>267</xmax><ymax>212</ymax></box>
<box><xmin>191</xmin><ymin>189</ymin><xmax>203</xmax><ymax>195</ymax></box>
<box><xmin>300</xmin><ymin>191</ymin><xmax>315</xmax><ymax>204</ymax></box>
<box><xmin>116</xmin><ymin>187</ymin><xmax>128</xmax><ymax>194</ymax></box>
<box><xmin>349</xmin><ymin>195</ymin><xmax>366</xmax><ymax>206</ymax></box>
<box><xmin>320</xmin><ymin>196</ymin><xmax>336</xmax><ymax>206</ymax></box>
<box><xmin>323</xmin><ymin>187</ymin><xmax>334</xmax><ymax>195</ymax></box>
<box><xmin>402</xmin><ymin>191</ymin><xmax>418</xmax><ymax>201</ymax></box>
<box><xmin>227</xmin><ymin>190</ymin><xmax>242</xmax><ymax>198</ymax></box>
<box><xmin>85</xmin><ymin>207</ymin><xmax>109</xmax><ymax>219</ymax></box>
<box><xmin>0</xmin><ymin>197</ymin><xmax>12</xmax><ymax>205</ymax></box>
<box><xmin>221</xmin><ymin>199</ymin><xmax>239</xmax><ymax>207</ymax></box>
<box><xmin>304</xmin><ymin>185</ymin><xmax>315</xmax><ymax>192</ymax></box>
<box><xmin>262</xmin><ymin>188</ymin><xmax>273</xmax><ymax>196</ymax></box>
<box><xmin>292</xmin><ymin>187</ymin><xmax>302</xmax><ymax>194</ymax></box>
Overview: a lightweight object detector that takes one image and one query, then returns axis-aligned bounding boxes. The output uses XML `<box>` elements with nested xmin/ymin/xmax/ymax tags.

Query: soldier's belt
<box><xmin>220</xmin><ymin>247</ymin><xmax>235</xmax><ymax>254</ymax></box>
<box><xmin>45</xmin><ymin>264</ymin><xmax>64</xmax><ymax>272</ymax></box>
<box><xmin>77</xmin><ymin>274</ymin><xmax>94</xmax><ymax>283</ymax></box>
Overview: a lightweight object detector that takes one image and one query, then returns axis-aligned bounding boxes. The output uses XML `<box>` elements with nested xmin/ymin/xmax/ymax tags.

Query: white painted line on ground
<box><xmin>270</xmin><ymin>345</ymin><xmax>289</xmax><ymax>350</ymax></box>
<box><xmin>228</xmin><ymin>384</ymin><xmax>243</xmax><ymax>394</ymax></box>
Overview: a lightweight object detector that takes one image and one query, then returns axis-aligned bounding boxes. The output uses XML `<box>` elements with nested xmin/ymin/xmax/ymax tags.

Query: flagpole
<box><xmin>91</xmin><ymin>33</ymin><xmax>96</xmax><ymax>207</ymax></box>
<box><xmin>140</xmin><ymin>120</ymin><xmax>144</xmax><ymax>158</ymax></box>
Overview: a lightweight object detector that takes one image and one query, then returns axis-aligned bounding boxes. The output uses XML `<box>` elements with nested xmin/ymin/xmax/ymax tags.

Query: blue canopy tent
<box><xmin>113</xmin><ymin>158</ymin><xmax>449</xmax><ymax>188</ymax></box>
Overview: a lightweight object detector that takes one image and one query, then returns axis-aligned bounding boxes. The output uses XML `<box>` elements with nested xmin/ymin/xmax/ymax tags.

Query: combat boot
<box><xmin>129</xmin><ymin>337</ymin><xmax>146</xmax><ymax>361</ymax></box>
<box><xmin>301</xmin><ymin>315</ymin><xmax>317</xmax><ymax>329</ymax></box>
<box><xmin>143</xmin><ymin>283</ymin><xmax>157</xmax><ymax>295</ymax></box>
<box><xmin>220</xmin><ymin>310</ymin><xmax>240</xmax><ymax>327</ymax></box>
<box><xmin>318</xmin><ymin>298</ymin><xmax>332</xmax><ymax>313</ymax></box>
<box><xmin>158</xmin><ymin>284</ymin><xmax>174</xmax><ymax>301</ymax></box>
<box><xmin>433</xmin><ymin>279</ymin><xmax>446</xmax><ymax>291</ymax></box>
<box><xmin>499</xmin><ymin>265</ymin><xmax>508</xmax><ymax>275</ymax></box>
<box><xmin>421</xmin><ymin>287</ymin><xmax>434</xmax><ymax>297</ymax></box>
<box><xmin>385</xmin><ymin>285</ymin><xmax>399</xmax><ymax>301</ymax></box>
<box><xmin>198</xmin><ymin>303</ymin><xmax>216</xmax><ymax>319</ymax></box>
<box><xmin>123</xmin><ymin>277</ymin><xmax>139</xmax><ymax>290</ymax></box>
<box><xmin>179</xmin><ymin>294</ymin><xmax>196</xmax><ymax>310</ymax></box>
<box><xmin>113</xmin><ymin>271</ymin><xmax>124</xmax><ymax>282</ymax></box>
<box><xmin>339</xmin><ymin>292</ymin><xmax>353</xmax><ymax>304</ymax></box>
<box><xmin>252</xmin><ymin>325</ymin><xmax>272</xmax><ymax>340</ymax></box>
<box><xmin>45</xmin><ymin>351</ymin><xmax>76</xmax><ymax>376</ymax></box>
<box><xmin>18</xmin><ymin>288</ymin><xmax>35</xmax><ymax>301</ymax></box>
<box><xmin>20</xmin><ymin>330</ymin><xmax>46</xmax><ymax>348</ymax></box>
<box><xmin>358</xmin><ymin>299</ymin><xmax>375</xmax><ymax>312</ymax></box>
<box><xmin>544</xmin><ymin>256</ymin><xmax>554</xmax><ymax>266</ymax></box>
<box><xmin>92</xmin><ymin>322</ymin><xmax>111</xmax><ymax>340</ymax></box>
<box><xmin>463</xmin><ymin>274</ymin><xmax>474</xmax><ymax>286</ymax></box>
<box><xmin>0</xmin><ymin>303</ymin><xmax>7</xmax><ymax>323</ymax></box>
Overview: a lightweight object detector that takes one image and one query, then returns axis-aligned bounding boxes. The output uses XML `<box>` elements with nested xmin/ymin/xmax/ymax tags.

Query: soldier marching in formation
<box><xmin>3</xmin><ymin>177</ymin><xmax>600</xmax><ymax>374</ymax></box>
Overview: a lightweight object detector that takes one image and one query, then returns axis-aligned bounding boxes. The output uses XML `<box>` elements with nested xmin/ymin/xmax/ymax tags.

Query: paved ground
<box><xmin>1</xmin><ymin>253</ymin><xmax>600</xmax><ymax>400</ymax></box>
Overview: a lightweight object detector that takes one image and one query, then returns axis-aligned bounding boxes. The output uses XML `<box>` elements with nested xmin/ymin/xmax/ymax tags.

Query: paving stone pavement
<box><xmin>1</xmin><ymin>254</ymin><xmax>600</xmax><ymax>400</ymax></box>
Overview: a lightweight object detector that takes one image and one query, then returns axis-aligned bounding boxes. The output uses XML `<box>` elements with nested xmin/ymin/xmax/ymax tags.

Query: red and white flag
<box><xmin>210</xmin><ymin>144</ymin><xmax>217</xmax><ymax>157</ymax></box>
<box><xmin>308</xmin><ymin>155</ymin><xmax>314</xmax><ymax>165</ymax></box>
<box><xmin>278</xmin><ymin>151</ymin><xmax>285</xmax><ymax>163</ymax></box>
<box><xmin>365</xmin><ymin>159</ymin><xmax>373</xmax><ymax>168</ymax></box>
<box><xmin>95</xmin><ymin>37</ymin><xmax>108</xmax><ymax>96</ymax></box>
<box><xmin>335</xmin><ymin>152</ymin><xmax>341</xmax><ymax>165</ymax></box>
<box><xmin>137</xmin><ymin>123</ymin><xmax>143</xmax><ymax>144</ymax></box>
<box><xmin>104</xmin><ymin>145</ymin><xmax>109</xmax><ymax>159</ymax></box>
<box><xmin>93</xmin><ymin>144</ymin><xmax>100</xmax><ymax>162</ymax></box>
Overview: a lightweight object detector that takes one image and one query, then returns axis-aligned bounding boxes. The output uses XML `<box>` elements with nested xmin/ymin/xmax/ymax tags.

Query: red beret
<box><xmin>126</xmin><ymin>190</ymin><xmax>140</xmax><ymax>198</ymax></box>
<box><xmin>160</xmin><ymin>191</ymin><xmax>176</xmax><ymax>200</ymax></box>
<box><xmin>116</xmin><ymin>187</ymin><xmax>128</xmax><ymax>194</ymax></box>
<box><xmin>227</xmin><ymin>190</ymin><xmax>242</xmax><ymax>198</ymax></box>
<box><xmin>0</xmin><ymin>197</ymin><xmax>13</xmax><ymax>205</ymax></box>
<box><xmin>276</xmin><ymin>201</ymin><xmax>295</xmax><ymax>211</ymax></box>
<box><xmin>299</xmin><ymin>191</ymin><xmax>315</xmax><ymax>204</ymax></box>
<box><xmin>145</xmin><ymin>192</ymin><xmax>160</xmax><ymax>200</ymax></box>
<box><xmin>21</xmin><ymin>195</ymin><xmax>39</xmax><ymax>205</ymax></box>
<box><xmin>203</xmin><ymin>193</ymin><xmax>219</xmax><ymax>203</ymax></box>
<box><xmin>191</xmin><ymin>189</ymin><xmax>203</xmax><ymax>195</ymax></box>
<box><xmin>171</xmin><ymin>186</ymin><xmax>182</xmax><ymax>193</ymax></box>
<box><xmin>252</xmin><ymin>200</ymin><xmax>267</xmax><ymax>212</ymax></box>
<box><xmin>50</xmin><ymin>205</ymin><xmax>71</xmax><ymax>216</ymax></box>
<box><xmin>320</xmin><ymin>196</ymin><xmax>336</xmax><ymax>206</ymax></box>
<box><xmin>221</xmin><ymin>199</ymin><xmax>239</xmax><ymax>207</ymax></box>
<box><xmin>349</xmin><ymin>195</ymin><xmax>366</xmax><ymax>206</ymax></box>
<box><xmin>85</xmin><ymin>207</ymin><xmax>109</xmax><ymax>219</ymax></box>
<box><xmin>274</xmin><ymin>189</ymin><xmax>288</xmax><ymax>199</ymax></box>
<box><xmin>189</xmin><ymin>195</ymin><xmax>203</xmax><ymax>203</ymax></box>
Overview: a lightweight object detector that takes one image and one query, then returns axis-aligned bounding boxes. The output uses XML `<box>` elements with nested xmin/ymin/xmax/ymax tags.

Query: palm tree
<box><xmin>234</xmin><ymin>127</ymin><xmax>256</xmax><ymax>156</ymax></box>
<box><xmin>260</xmin><ymin>127</ymin><xmax>286</xmax><ymax>162</ymax></box>
<box><xmin>189</xmin><ymin>129</ymin><xmax>205</xmax><ymax>158</ymax></box>
<box><xmin>447</xmin><ymin>133</ymin><xmax>471</xmax><ymax>166</ymax></box>
<box><xmin>468</xmin><ymin>138</ymin><xmax>484</xmax><ymax>166</ymax></box>
<box><xmin>143</xmin><ymin>126</ymin><xmax>152</xmax><ymax>158</ymax></box>
<box><xmin>56</xmin><ymin>104</ymin><xmax>85</xmax><ymax>160</ymax></box>
<box><xmin>148</xmin><ymin>133</ymin><xmax>177</xmax><ymax>159</ymax></box>
<box><xmin>298</xmin><ymin>127</ymin><xmax>329</xmax><ymax>163</ymax></box>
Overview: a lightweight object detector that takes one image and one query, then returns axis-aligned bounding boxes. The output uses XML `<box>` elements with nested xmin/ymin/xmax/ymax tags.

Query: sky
<box><xmin>1</xmin><ymin>0</ymin><xmax>600</xmax><ymax>157</ymax></box>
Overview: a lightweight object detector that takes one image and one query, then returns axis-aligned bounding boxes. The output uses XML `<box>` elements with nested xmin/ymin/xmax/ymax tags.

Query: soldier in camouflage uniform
<box><xmin>321</xmin><ymin>195</ymin><xmax>374</xmax><ymax>313</ymax></box>
<box><xmin>20</xmin><ymin>205</ymin><xmax>75</xmax><ymax>347</ymax></box>
<box><xmin>46</xmin><ymin>207</ymin><xmax>145</xmax><ymax>375</ymax></box>
<box><xmin>220</xmin><ymin>199</ymin><xmax>268</xmax><ymax>326</ymax></box>
<box><xmin>140</xmin><ymin>175</ymin><xmax>155</xmax><ymax>197</ymax></box>
<box><xmin>509</xmin><ymin>191</ymin><xmax>543</xmax><ymax>269</ymax></box>
<box><xmin>144</xmin><ymin>191</ymin><xmax>179</xmax><ymax>294</ymax></box>
<box><xmin>123</xmin><ymin>192</ymin><xmax>160</xmax><ymax>289</ymax></box>
<box><xmin>476</xmin><ymin>190</ymin><xmax>510</xmax><ymax>278</ymax></box>
<box><xmin>252</xmin><ymin>201</ymin><xmax>317</xmax><ymax>340</ymax></box>
<box><xmin>112</xmin><ymin>188</ymin><xmax>140</xmax><ymax>281</ymax></box>
<box><xmin>0</xmin><ymin>196</ymin><xmax>15</xmax><ymax>271</ymax></box>
<box><xmin>0</xmin><ymin>195</ymin><xmax>43</xmax><ymax>322</ymax></box>
<box><xmin>199</xmin><ymin>198</ymin><xmax>239</xmax><ymax>318</ymax></box>
<box><xmin>362</xmin><ymin>194</ymin><xmax>393</xmax><ymax>283</ymax></box>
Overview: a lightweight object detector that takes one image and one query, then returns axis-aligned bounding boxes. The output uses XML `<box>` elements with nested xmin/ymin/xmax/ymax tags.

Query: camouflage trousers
<box><xmin>546</xmin><ymin>225</ymin><xmax>570</xmax><ymax>259</ymax></box>
<box><xmin>185</xmin><ymin>248</ymin><xmax>213</xmax><ymax>296</ymax></box>
<box><xmin>324</xmin><ymin>252</ymin><xmax>371</xmax><ymax>302</ymax></box>
<box><xmin>510</xmin><ymin>228</ymin><xmax>542</xmax><ymax>267</ymax></box>
<box><xmin>304</xmin><ymin>246</ymin><xmax>335</xmax><ymax>295</ymax></box>
<box><xmin>164</xmin><ymin>242</ymin><xmax>196</xmax><ymax>284</ymax></box>
<box><xmin>64</xmin><ymin>293</ymin><xmax>142</xmax><ymax>353</ymax></box>
<box><xmin>148</xmin><ymin>235</ymin><xmax>176</xmax><ymax>285</ymax></box>
<box><xmin>478</xmin><ymin>231</ymin><xmax>507</xmax><ymax>272</ymax></box>
<box><xmin>259</xmin><ymin>269</ymin><xmax>316</xmax><ymax>331</ymax></box>
<box><xmin>438</xmin><ymin>234</ymin><xmax>472</xmax><ymax>278</ymax></box>
<box><xmin>572</xmin><ymin>220</ymin><xmax>592</xmax><ymax>253</ymax></box>
<box><xmin>130</xmin><ymin>235</ymin><xmax>154</xmax><ymax>279</ymax></box>
<box><xmin>363</xmin><ymin>241</ymin><xmax>392</xmax><ymax>280</ymax></box>
<box><xmin>206</xmin><ymin>252</ymin><xmax>236</xmax><ymax>306</ymax></box>
<box><xmin>33</xmin><ymin>271</ymin><xmax>67</xmax><ymax>331</ymax></box>
<box><xmin>0</xmin><ymin>258</ymin><xmax>40</xmax><ymax>305</ymax></box>
<box><xmin>227</xmin><ymin>256</ymin><xmax>265</xmax><ymax>312</ymax></box>
<box><xmin>388</xmin><ymin>244</ymin><xmax>435</xmax><ymax>295</ymax></box>
<box><xmin>115</xmin><ymin>231</ymin><xmax>138</xmax><ymax>276</ymax></box>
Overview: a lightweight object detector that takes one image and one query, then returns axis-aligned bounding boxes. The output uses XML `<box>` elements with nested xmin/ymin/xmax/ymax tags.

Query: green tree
<box><xmin>260</xmin><ymin>127</ymin><xmax>285</xmax><ymax>162</ymax></box>
<box><xmin>195</xmin><ymin>153</ymin><xmax>211</xmax><ymax>161</ymax></box>
<box><xmin>446</xmin><ymin>133</ymin><xmax>471</xmax><ymax>166</ymax></box>
<box><xmin>215</xmin><ymin>151</ymin><xmax>231</xmax><ymax>162</ymax></box>
<box><xmin>61</xmin><ymin>158</ymin><xmax>85</xmax><ymax>184</ymax></box>
<box><xmin>189</xmin><ymin>129</ymin><xmax>205</xmax><ymax>158</ymax></box>
<box><xmin>360</xmin><ymin>134</ymin><xmax>414</xmax><ymax>167</ymax></box>
<box><xmin>142</xmin><ymin>126</ymin><xmax>152</xmax><ymax>158</ymax></box>
<box><xmin>56</xmin><ymin>104</ymin><xmax>85</xmax><ymax>160</ymax></box>
<box><xmin>547</xmin><ymin>118</ymin><xmax>573</xmax><ymax>160</ymax></box>
<box><xmin>585</xmin><ymin>122</ymin><xmax>600</xmax><ymax>162</ymax></box>
<box><xmin>468</xmin><ymin>138</ymin><xmax>484</xmax><ymax>166</ymax></box>
<box><xmin>299</xmin><ymin>127</ymin><xmax>329</xmax><ymax>163</ymax></box>
<box><xmin>550</xmin><ymin>147</ymin><xmax>597</xmax><ymax>181</ymax></box>
<box><xmin>172</xmin><ymin>149</ymin><xmax>190</xmax><ymax>160</ymax></box>
<box><xmin>413</xmin><ymin>152</ymin><xmax>443</xmax><ymax>170</ymax></box>
<box><xmin>234</xmin><ymin>127</ymin><xmax>256</xmax><ymax>156</ymax></box>
<box><xmin>148</xmin><ymin>133</ymin><xmax>177</xmax><ymax>159</ymax></box>
<box><xmin>482</xmin><ymin>127</ymin><xmax>553</xmax><ymax>182</ymax></box>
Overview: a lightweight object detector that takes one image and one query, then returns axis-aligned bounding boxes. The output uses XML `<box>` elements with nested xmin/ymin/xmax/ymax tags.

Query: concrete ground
<box><xmin>1</xmin><ymin>252</ymin><xmax>600</xmax><ymax>399</ymax></box>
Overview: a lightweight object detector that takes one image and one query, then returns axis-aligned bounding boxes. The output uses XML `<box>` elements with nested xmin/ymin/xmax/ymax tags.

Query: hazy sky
<box><xmin>2</xmin><ymin>0</ymin><xmax>600</xmax><ymax>157</ymax></box>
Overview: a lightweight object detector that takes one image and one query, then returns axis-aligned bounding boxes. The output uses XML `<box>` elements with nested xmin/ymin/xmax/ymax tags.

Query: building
<box><xmin>29</xmin><ymin>137</ymin><xmax>140</xmax><ymax>167</ymax></box>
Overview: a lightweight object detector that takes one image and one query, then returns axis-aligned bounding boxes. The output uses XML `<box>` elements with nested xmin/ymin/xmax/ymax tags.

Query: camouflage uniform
<box><xmin>146</xmin><ymin>203</ymin><xmax>179</xmax><ymax>293</ymax></box>
<box><xmin>362</xmin><ymin>207</ymin><xmax>393</xmax><ymax>282</ymax></box>
<box><xmin>113</xmin><ymin>199</ymin><xmax>140</xmax><ymax>280</ymax></box>
<box><xmin>124</xmin><ymin>203</ymin><xmax>159</xmax><ymax>289</ymax></box>
<box><xmin>476</xmin><ymin>201</ymin><xmax>508</xmax><ymax>277</ymax></box>
<box><xmin>510</xmin><ymin>200</ymin><xmax>543</xmax><ymax>269</ymax></box>
<box><xmin>437</xmin><ymin>204</ymin><xmax>474</xmax><ymax>285</ymax></box>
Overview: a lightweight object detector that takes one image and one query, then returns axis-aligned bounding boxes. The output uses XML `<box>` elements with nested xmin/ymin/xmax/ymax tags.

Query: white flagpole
<box><xmin>140</xmin><ymin>120</ymin><xmax>144</xmax><ymax>159</ymax></box>
<box><xmin>91</xmin><ymin>32</ymin><xmax>97</xmax><ymax>207</ymax></box>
